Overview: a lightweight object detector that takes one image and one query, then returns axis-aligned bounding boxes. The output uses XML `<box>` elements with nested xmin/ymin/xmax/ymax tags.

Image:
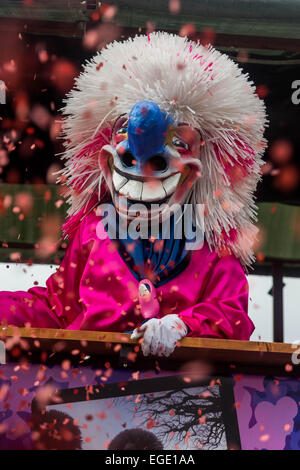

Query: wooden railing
<box><xmin>1</xmin><ymin>326</ymin><xmax>298</xmax><ymax>377</ymax></box>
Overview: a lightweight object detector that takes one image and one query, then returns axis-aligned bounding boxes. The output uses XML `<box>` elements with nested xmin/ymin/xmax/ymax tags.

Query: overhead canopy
<box><xmin>115</xmin><ymin>0</ymin><xmax>300</xmax><ymax>40</ymax></box>
<box><xmin>0</xmin><ymin>0</ymin><xmax>88</xmax><ymax>23</ymax></box>
<box><xmin>0</xmin><ymin>0</ymin><xmax>300</xmax><ymax>45</ymax></box>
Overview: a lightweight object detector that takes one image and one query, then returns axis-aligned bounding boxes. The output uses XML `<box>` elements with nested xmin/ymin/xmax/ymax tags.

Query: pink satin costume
<box><xmin>0</xmin><ymin>211</ymin><xmax>254</xmax><ymax>339</ymax></box>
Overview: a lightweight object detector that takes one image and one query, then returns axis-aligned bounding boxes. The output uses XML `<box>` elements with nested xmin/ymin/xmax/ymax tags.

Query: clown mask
<box><xmin>99</xmin><ymin>100</ymin><xmax>202</xmax><ymax>221</ymax></box>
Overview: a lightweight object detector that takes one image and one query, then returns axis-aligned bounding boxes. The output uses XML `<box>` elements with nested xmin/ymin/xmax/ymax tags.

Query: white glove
<box><xmin>131</xmin><ymin>314</ymin><xmax>188</xmax><ymax>357</ymax></box>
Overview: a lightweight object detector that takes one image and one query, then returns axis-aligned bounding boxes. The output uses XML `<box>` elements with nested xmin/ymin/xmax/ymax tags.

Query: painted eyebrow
<box><xmin>176</xmin><ymin>123</ymin><xmax>202</xmax><ymax>138</ymax></box>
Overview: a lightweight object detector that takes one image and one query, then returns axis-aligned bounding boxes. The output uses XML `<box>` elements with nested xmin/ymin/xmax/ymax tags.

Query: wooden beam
<box><xmin>0</xmin><ymin>326</ymin><xmax>297</xmax><ymax>375</ymax></box>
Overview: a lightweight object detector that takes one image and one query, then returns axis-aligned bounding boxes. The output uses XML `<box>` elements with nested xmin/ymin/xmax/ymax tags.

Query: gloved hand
<box><xmin>131</xmin><ymin>314</ymin><xmax>188</xmax><ymax>357</ymax></box>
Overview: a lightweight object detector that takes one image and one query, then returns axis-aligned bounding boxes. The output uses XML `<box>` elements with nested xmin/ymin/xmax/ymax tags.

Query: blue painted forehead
<box><xmin>127</xmin><ymin>100</ymin><xmax>174</xmax><ymax>160</ymax></box>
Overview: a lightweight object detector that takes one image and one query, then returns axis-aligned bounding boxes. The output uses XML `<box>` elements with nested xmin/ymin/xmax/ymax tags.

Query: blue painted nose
<box><xmin>127</xmin><ymin>100</ymin><xmax>173</xmax><ymax>162</ymax></box>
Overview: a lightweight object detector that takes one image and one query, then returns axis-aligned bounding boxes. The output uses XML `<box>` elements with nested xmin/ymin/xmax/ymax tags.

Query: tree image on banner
<box><xmin>134</xmin><ymin>384</ymin><xmax>226</xmax><ymax>450</ymax></box>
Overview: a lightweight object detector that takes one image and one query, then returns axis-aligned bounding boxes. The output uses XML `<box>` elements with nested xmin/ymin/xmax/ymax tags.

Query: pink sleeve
<box><xmin>177</xmin><ymin>255</ymin><xmax>254</xmax><ymax>340</ymax></box>
<box><xmin>0</xmin><ymin>223</ymin><xmax>86</xmax><ymax>329</ymax></box>
<box><xmin>30</xmin><ymin>221</ymin><xmax>88</xmax><ymax>328</ymax></box>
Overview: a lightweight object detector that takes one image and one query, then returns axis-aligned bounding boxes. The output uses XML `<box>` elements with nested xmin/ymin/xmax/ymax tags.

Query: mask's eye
<box><xmin>172</xmin><ymin>137</ymin><xmax>189</xmax><ymax>152</ymax></box>
<box><xmin>116</xmin><ymin>127</ymin><xmax>127</xmax><ymax>135</ymax></box>
<box><xmin>111</xmin><ymin>115</ymin><xmax>128</xmax><ymax>146</ymax></box>
<box><xmin>115</xmin><ymin>127</ymin><xmax>127</xmax><ymax>144</ymax></box>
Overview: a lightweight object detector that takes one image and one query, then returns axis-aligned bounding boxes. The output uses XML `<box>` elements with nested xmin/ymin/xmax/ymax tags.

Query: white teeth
<box><xmin>119</xmin><ymin>179</ymin><xmax>143</xmax><ymax>200</ymax></box>
<box><xmin>112</xmin><ymin>172</ymin><xmax>128</xmax><ymax>191</ymax></box>
<box><xmin>141</xmin><ymin>180</ymin><xmax>166</xmax><ymax>202</ymax></box>
<box><xmin>113</xmin><ymin>172</ymin><xmax>181</xmax><ymax>202</ymax></box>
<box><xmin>162</xmin><ymin>173</ymin><xmax>181</xmax><ymax>196</ymax></box>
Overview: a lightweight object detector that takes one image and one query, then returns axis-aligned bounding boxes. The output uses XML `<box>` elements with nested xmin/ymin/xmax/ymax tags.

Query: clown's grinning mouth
<box><xmin>112</xmin><ymin>168</ymin><xmax>182</xmax><ymax>203</ymax></box>
<box><xmin>119</xmin><ymin>195</ymin><xmax>171</xmax><ymax>209</ymax></box>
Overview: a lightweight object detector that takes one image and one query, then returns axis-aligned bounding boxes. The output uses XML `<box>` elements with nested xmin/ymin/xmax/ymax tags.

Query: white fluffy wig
<box><xmin>60</xmin><ymin>32</ymin><xmax>267</xmax><ymax>266</ymax></box>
